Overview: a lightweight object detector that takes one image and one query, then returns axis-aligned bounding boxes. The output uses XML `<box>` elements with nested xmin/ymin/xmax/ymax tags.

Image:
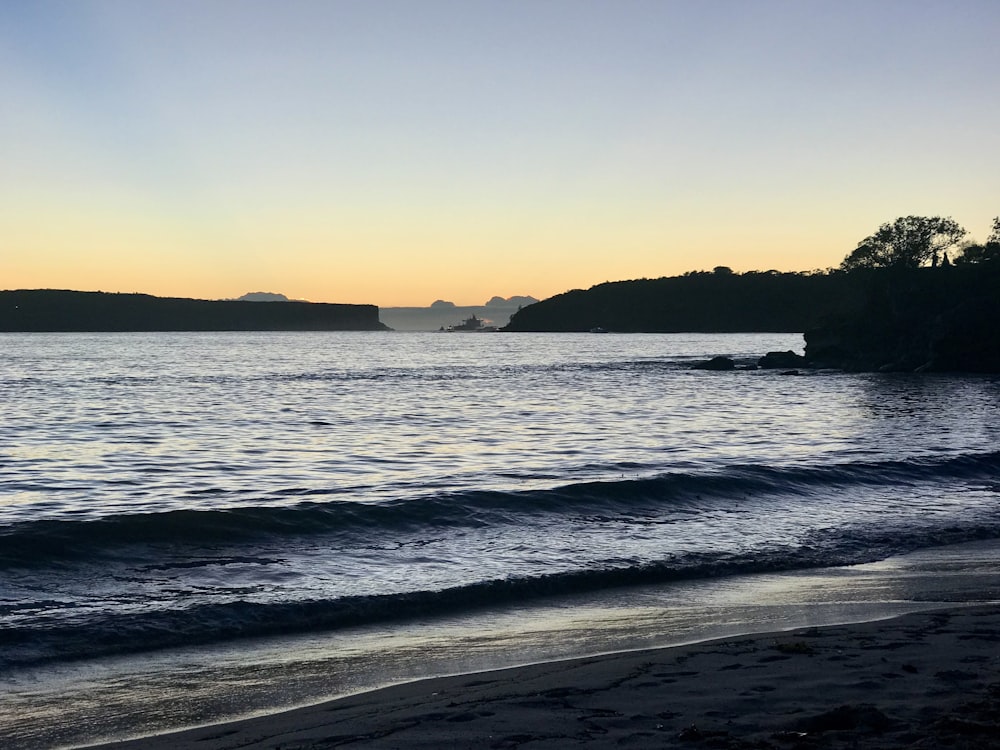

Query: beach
<box><xmin>86</xmin><ymin>604</ymin><xmax>1000</xmax><ymax>750</ymax></box>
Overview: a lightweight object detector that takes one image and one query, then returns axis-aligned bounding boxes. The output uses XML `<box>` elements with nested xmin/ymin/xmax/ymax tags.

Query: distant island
<box><xmin>380</xmin><ymin>296</ymin><xmax>538</xmax><ymax>331</ymax></box>
<box><xmin>0</xmin><ymin>290</ymin><xmax>388</xmax><ymax>332</ymax></box>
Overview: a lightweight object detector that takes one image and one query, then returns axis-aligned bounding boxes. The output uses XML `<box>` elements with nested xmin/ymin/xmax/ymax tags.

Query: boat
<box><xmin>445</xmin><ymin>314</ymin><xmax>497</xmax><ymax>332</ymax></box>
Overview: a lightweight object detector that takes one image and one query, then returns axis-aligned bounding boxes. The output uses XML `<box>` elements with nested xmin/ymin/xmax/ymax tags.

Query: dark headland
<box><xmin>802</xmin><ymin>264</ymin><xmax>1000</xmax><ymax>373</ymax></box>
<box><xmin>505</xmin><ymin>215</ymin><xmax>1000</xmax><ymax>373</ymax></box>
<box><xmin>504</xmin><ymin>264</ymin><xmax>999</xmax><ymax>373</ymax></box>
<box><xmin>504</xmin><ymin>269</ymin><xmax>863</xmax><ymax>334</ymax></box>
<box><xmin>0</xmin><ymin>289</ymin><xmax>388</xmax><ymax>332</ymax></box>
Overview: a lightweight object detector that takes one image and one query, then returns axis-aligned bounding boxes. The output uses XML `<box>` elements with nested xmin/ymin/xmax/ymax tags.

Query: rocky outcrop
<box><xmin>693</xmin><ymin>356</ymin><xmax>736</xmax><ymax>371</ymax></box>
<box><xmin>802</xmin><ymin>265</ymin><xmax>1000</xmax><ymax>372</ymax></box>
<box><xmin>758</xmin><ymin>350</ymin><xmax>808</xmax><ymax>369</ymax></box>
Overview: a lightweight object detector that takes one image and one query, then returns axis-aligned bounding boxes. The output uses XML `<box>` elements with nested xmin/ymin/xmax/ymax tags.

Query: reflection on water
<box><xmin>852</xmin><ymin>373</ymin><xmax>1000</xmax><ymax>457</ymax></box>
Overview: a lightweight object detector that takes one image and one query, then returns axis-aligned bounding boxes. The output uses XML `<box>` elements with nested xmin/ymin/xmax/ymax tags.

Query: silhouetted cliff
<box><xmin>803</xmin><ymin>264</ymin><xmax>1000</xmax><ymax>372</ymax></box>
<box><xmin>504</xmin><ymin>271</ymin><xmax>863</xmax><ymax>333</ymax></box>
<box><xmin>0</xmin><ymin>290</ymin><xmax>388</xmax><ymax>332</ymax></box>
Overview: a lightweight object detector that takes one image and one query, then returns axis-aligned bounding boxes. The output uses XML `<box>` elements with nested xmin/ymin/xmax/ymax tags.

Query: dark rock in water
<box><xmin>780</xmin><ymin>369</ymin><xmax>801</xmax><ymax>376</ymax></box>
<box><xmin>801</xmin><ymin>326</ymin><xmax>856</xmax><ymax>369</ymax></box>
<box><xmin>693</xmin><ymin>356</ymin><xmax>735</xmax><ymax>371</ymax></box>
<box><xmin>758</xmin><ymin>350</ymin><xmax>807</xmax><ymax>369</ymax></box>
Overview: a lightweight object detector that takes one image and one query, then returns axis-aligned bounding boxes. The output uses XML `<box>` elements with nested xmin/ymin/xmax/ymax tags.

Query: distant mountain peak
<box><xmin>236</xmin><ymin>292</ymin><xmax>291</xmax><ymax>302</ymax></box>
<box><xmin>485</xmin><ymin>295</ymin><xmax>538</xmax><ymax>307</ymax></box>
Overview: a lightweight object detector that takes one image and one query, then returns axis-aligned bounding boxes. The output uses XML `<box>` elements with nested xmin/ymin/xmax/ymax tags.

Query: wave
<box><xmin>39</xmin><ymin>358</ymin><xmax>694</xmax><ymax>390</ymax></box>
<box><xmin>3</xmin><ymin>517</ymin><xmax>999</xmax><ymax>671</ymax></box>
<box><xmin>2</xmin><ymin>451</ymin><xmax>999</xmax><ymax>569</ymax></box>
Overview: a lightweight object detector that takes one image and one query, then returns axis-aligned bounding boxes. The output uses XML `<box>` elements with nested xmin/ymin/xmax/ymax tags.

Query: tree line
<box><xmin>841</xmin><ymin>215</ymin><xmax>1000</xmax><ymax>270</ymax></box>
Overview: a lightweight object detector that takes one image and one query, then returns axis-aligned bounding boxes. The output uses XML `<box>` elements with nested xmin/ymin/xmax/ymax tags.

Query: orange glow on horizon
<box><xmin>3</xmin><ymin>3</ymin><xmax>997</xmax><ymax>308</ymax></box>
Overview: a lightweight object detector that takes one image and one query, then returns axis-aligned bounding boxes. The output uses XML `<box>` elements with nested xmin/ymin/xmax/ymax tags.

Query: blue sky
<box><xmin>2</xmin><ymin>1</ymin><xmax>998</xmax><ymax>305</ymax></box>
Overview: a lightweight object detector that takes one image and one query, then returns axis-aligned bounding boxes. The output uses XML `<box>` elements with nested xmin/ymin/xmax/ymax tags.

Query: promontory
<box><xmin>0</xmin><ymin>290</ymin><xmax>388</xmax><ymax>332</ymax></box>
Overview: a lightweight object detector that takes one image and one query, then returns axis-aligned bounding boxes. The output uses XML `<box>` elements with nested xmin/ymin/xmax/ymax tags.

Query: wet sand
<box><xmin>87</xmin><ymin>604</ymin><xmax>1000</xmax><ymax>749</ymax></box>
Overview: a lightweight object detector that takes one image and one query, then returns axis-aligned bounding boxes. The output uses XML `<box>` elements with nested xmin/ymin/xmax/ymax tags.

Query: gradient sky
<box><xmin>2</xmin><ymin>1</ymin><xmax>998</xmax><ymax>306</ymax></box>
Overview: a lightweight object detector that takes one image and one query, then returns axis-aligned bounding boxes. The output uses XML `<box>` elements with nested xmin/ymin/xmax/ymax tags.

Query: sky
<box><xmin>2</xmin><ymin>1</ymin><xmax>998</xmax><ymax>307</ymax></box>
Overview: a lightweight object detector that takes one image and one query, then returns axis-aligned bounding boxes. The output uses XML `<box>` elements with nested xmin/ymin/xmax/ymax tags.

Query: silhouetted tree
<box><xmin>954</xmin><ymin>243</ymin><xmax>1000</xmax><ymax>265</ymax></box>
<box><xmin>953</xmin><ymin>216</ymin><xmax>1000</xmax><ymax>265</ymax></box>
<box><xmin>841</xmin><ymin>216</ymin><xmax>967</xmax><ymax>270</ymax></box>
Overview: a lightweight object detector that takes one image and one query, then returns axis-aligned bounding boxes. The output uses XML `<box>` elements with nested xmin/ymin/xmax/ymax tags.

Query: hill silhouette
<box><xmin>504</xmin><ymin>271</ymin><xmax>863</xmax><ymax>333</ymax></box>
<box><xmin>0</xmin><ymin>290</ymin><xmax>388</xmax><ymax>332</ymax></box>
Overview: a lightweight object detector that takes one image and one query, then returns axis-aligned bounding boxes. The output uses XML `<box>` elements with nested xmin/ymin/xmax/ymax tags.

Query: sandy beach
<box><xmin>85</xmin><ymin>604</ymin><xmax>1000</xmax><ymax>750</ymax></box>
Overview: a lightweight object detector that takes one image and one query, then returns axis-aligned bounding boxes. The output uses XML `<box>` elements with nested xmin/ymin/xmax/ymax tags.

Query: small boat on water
<box><xmin>442</xmin><ymin>314</ymin><xmax>498</xmax><ymax>332</ymax></box>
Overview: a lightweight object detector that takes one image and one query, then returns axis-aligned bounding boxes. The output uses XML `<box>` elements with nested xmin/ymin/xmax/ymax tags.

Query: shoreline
<box><xmin>83</xmin><ymin>603</ymin><xmax>1000</xmax><ymax>750</ymax></box>
<box><xmin>2</xmin><ymin>538</ymin><xmax>994</xmax><ymax>749</ymax></box>
<box><xmin>8</xmin><ymin>537</ymin><xmax>993</xmax><ymax>749</ymax></box>
<box><xmin>11</xmin><ymin>554</ymin><xmax>974</xmax><ymax>746</ymax></box>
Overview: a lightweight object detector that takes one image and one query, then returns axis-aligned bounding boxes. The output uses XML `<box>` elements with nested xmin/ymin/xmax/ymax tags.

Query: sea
<box><xmin>2</xmin><ymin>331</ymin><xmax>1000</xmax><ymax>749</ymax></box>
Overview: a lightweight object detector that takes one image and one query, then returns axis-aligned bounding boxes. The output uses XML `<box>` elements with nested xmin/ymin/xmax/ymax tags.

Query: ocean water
<box><xmin>2</xmin><ymin>331</ymin><xmax>1000</xmax><ymax>747</ymax></box>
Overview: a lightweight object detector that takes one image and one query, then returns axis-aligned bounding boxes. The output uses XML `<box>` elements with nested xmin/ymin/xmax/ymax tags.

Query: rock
<box><xmin>802</xmin><ymin>326</ymin><xmax>855</xmax><ymax>369</ymax></box>
<box><xmin>694</xmin><ymin>356</ymin><xmax>735</xmax><ymax>371</ymax></box>
<box><xmin>758</xmin><ymin>350</ymin><xmax>807</xmax><ymax>369</ymax></box>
